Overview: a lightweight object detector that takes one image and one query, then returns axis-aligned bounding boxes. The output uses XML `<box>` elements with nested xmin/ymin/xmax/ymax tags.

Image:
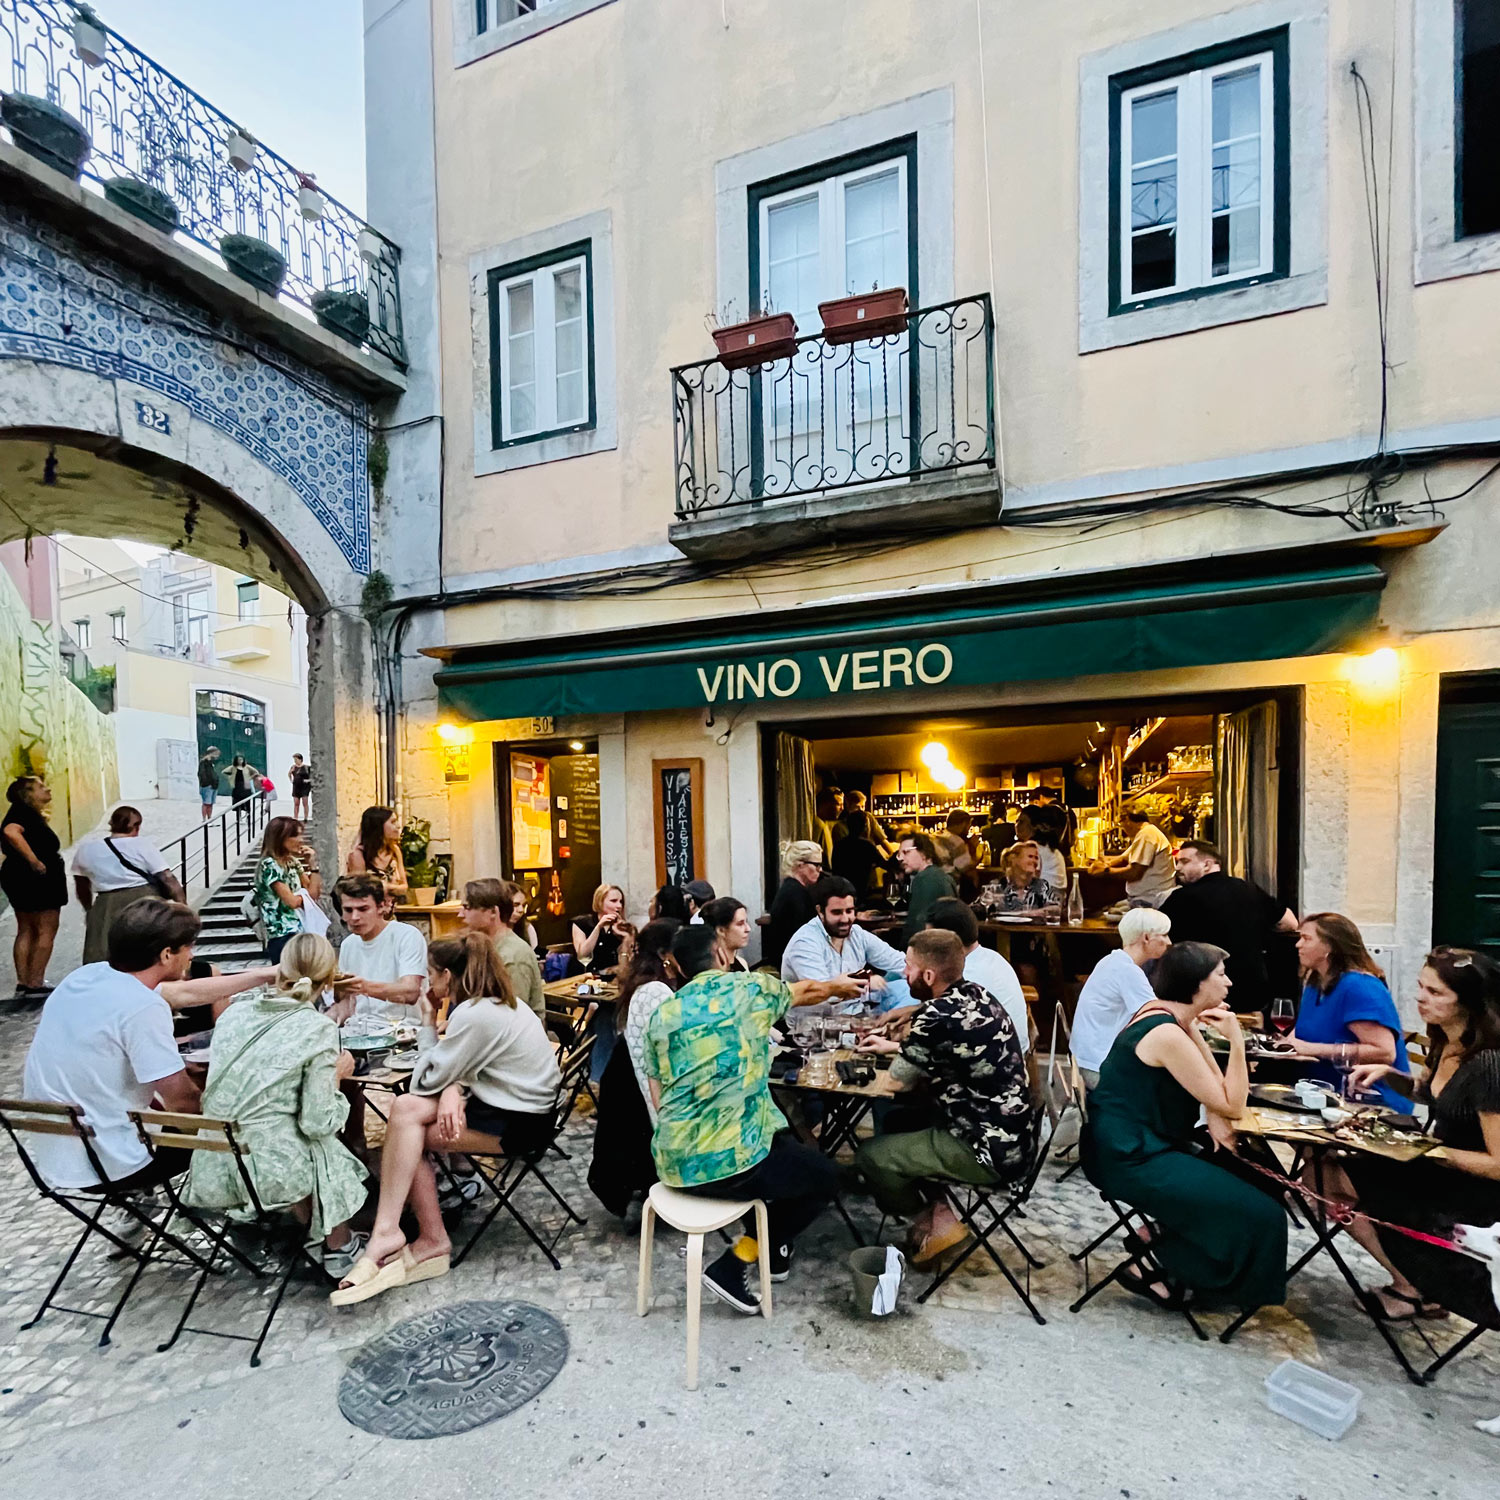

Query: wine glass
<box><xmin>1269</xmin><ymin>997</ymin><xmax>1295</xmax><ymax>1039</ymax></box>
<box><xmin>1333</xmin><ymin>1041</ymin><xmax>1357</xmax><ymax>1100</ymax></box>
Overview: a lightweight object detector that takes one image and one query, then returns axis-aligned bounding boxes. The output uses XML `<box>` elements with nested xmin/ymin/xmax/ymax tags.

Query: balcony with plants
<box><xmin>669</xmin><ymin>289</ymin><xmax>997</xmax><ymax>557</ymax></box>
<box><xmin>0</xmin><ymin>0</ymin><xmax>405</xmax><ymax>366</ymax></box>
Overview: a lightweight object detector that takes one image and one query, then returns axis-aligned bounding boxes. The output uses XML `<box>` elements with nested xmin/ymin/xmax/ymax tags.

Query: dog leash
<box><xmin>1232</xmin><ymin>1148</ymin><xmax>1464</xmax><ymax>1253</ymax></box>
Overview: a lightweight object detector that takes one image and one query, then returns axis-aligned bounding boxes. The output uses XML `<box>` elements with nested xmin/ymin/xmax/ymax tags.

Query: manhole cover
<box><xmin>338</xmin><ymin>1300</ymin><xmax>567</xmax><ymax>1439</ymax></box>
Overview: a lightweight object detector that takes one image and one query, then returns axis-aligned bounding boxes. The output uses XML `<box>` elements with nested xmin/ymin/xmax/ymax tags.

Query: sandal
<box><xmin>1365</xmin><ymin>1286</ymin><xmax>1447</xmax><ymax>1322</ymax></box>
<box><xmin>329</xmin><ymin>1250</ymin><xmax>407</xmax><ymax>1306</ymax></box>
<box><xmin>401</xmin><ymin>1246</ymin><xmax>452</xmax><ymax>1284</ymax></box>
<box><xmin>1118</xmin><ymin>1266</ymin><xmax>1187</xmax><ymax>1310</ymax></box>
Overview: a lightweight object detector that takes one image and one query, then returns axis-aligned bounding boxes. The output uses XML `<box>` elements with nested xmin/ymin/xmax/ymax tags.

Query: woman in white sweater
<box><xmin>331</xmin><ymin>932</ymin><xmax>561</xmax><ymax>1305</ymax></box>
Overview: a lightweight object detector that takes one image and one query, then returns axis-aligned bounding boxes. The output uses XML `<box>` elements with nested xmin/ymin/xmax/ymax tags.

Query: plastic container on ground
<box><xmin>1265</xmin><ymin>1359</ymin><xmax>1361</xmax><ymax>1440</ymax></box>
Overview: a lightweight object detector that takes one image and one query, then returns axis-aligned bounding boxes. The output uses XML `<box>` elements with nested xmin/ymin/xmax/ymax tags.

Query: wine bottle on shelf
<box><xmin>1066</xmin><ymin>872</ymin><xmax>1084</xmax><ymax>926</ymax></box>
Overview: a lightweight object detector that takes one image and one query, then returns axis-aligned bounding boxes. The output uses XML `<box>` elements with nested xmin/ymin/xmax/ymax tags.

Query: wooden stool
<box><xmin>636</xmin><ymin>1182</ymin><xmax>772</xmax><ymax>1389</ymax></box>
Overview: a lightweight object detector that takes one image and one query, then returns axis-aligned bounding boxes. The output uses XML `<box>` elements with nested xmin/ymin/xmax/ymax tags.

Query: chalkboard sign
<box><xmin>653</xmin><ymin>758</ymin><xmax>704</xmax><ymax>891</ymax></box>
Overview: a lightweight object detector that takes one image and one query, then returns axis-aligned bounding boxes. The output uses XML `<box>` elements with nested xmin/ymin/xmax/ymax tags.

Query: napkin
<box><xmin>872</xmin><ymin>1245</ymin><xmax>905</xmax><ymax>1316</ymax></box>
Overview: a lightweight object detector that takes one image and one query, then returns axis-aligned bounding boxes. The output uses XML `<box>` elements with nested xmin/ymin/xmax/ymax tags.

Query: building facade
<box><xmin>368</xmin><ymin>0</ymin><xmax>1500</xmax><ymax>997</ymax></box>
<box><xmin>56</xmin><ymin>539</ymin><xmax>310</xmax><ymax>802</ymax></box>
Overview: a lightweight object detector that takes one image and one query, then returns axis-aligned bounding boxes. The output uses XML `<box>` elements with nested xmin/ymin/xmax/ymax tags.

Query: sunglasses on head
<box><xmin>1429</xmin><ymin>945</ymin><xmax>1478</xmax><ymax>968</ymax></box>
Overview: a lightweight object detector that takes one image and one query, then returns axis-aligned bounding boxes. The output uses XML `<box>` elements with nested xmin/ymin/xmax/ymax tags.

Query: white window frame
<box><xmin>492</xmin><ymin>251</ymin><xmax>591</xmax><ymax>445</ymax></box>
<box><xmin>236</xmin><ymin>580</ymin><xmax>260</xmax><ymax>622</ymax></box>
<box><xmin>757</xmin><ymin>156</ymin><xmax>910</xmax><ymax>315</ymax></box>
<box><xmin>72</xmin><ymin>617</ymin><xmax>91</xmax><ymax>650</ymax></box>
<box><xmin>1119</xmin><ymin>51</ymin><xmax>1275</xmax><ymax>304</ymax></box>
<box><xmin>109</xmin><ymin>610</ymin><xmax>126</xmax><ymax>643</ymax></box>
<box><xmin>454</xmin><ymin>0</ymin><xmax>618</xmax><ymax>67</ymax></box>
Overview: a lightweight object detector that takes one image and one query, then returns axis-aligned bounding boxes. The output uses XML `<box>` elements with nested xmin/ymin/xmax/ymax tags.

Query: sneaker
<box><xmin>911</xmin><ymin>1215</ymin><xmax>973</xmax><ymax>1266</ymax></box>
<box><xmin>322</xmin><ymin>1231</ymin><xmax>369</xmax><ymax>1282</ymax></box>
<box><xmin>702</xmin><ymin>1247</ymin><xmax>762</xmax><ymax>1314</ymax></box>
<box><xmin>769</xmin><ymin>1242</ymin><xmax>794</xmax><ymax>1283</ymax></box>
<box><xmin>438</xmin><ymin>1175</ymin><xmax>483</xmax><ymax>1213</ymax></box>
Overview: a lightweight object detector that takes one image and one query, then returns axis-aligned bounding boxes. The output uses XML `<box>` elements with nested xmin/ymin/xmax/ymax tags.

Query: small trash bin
<box><xmin>848</xmin><ymin>1246</ymin><xmax>898</xmax><ymax>1319</ymax></box>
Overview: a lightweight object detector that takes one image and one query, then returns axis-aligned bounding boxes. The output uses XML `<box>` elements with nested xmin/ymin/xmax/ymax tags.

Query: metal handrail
<box><xmin>671</xmin><ymin>293</ymin><xmax>996</xmax><ymax>517</ymax></box>
<box><xmin>159</xmin><ymin>794</ymin><xmax>269</xmax><ymax>904</ymax></box>
<box><xmin>0</xmin><ymin>0</ymin><xmax>406</xmax><ymax>366</ymax></box>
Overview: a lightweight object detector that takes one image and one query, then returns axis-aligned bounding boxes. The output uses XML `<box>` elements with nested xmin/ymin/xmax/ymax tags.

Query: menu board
<box><xmin>653</xmin><ymin>758</ymin><xmax>704</xmax><ymax>889</ymax></box>
<box><xmin>510</xmin><ymin>752</ymin><xmax>553</xmax><ymax>869</ymax></box>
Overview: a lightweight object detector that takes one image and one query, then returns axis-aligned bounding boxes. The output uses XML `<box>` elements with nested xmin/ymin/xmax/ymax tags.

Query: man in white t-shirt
<box><xmin>923</xmin><ymin>897</ymin><xmax>1031</xmax><ymax>1054</ymax></box>
<box><xmin>334</xmin><ymin>873</ymin><xmax>427</xmax><ymax>1022</ymax></box>
<box><xmin>22</xmin><ymin>899</ymin><xmax>202</xmax><ymax>1190</ymax></box>
<box><xmin>1070</xmin><ymin>907</ymin><xmax>1173</xmax><ymax>1084</ymax></box>
<box><xmin>1091</xmin><ymin>808</ymin><xmax>1175</xmax><ymax>905</ymax></box>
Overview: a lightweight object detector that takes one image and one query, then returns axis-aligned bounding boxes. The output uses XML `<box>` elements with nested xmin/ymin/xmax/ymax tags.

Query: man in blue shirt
<box><xmin>780</xmin><ymin>877</ymin><xmax>905</xmax><ymax>1011</ymax></box>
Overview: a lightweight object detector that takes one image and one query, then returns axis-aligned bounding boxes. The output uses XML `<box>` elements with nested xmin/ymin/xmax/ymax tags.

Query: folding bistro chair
<box><xmin>915</xmin><ymin>1111</ymin><xmax>1057</xmax><ymax>1324</ymax></box>
<box><xmin>131</xmin><ymin>1109</ymin><xmax>322</xmax><ymax>1367</ymax></box>
<box><xmin>450</xmin><ymin>1034</ymin><xmax>596</xmax><ymax>1270</ymax></box>
<box><xmin>0</xmin><ymin>1098</ymin><xmax>217</xmax><ymax>1347</ymax></box>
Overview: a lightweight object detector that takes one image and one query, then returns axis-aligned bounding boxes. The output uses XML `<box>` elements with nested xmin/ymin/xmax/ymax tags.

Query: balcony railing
<box><xmin>1</xmin><ymin>0</ymin><xmax>405</xmax><ymax>366</ymax></box>
<box><xmin>671</xmin><ymin>293</ymin><xmax>995</xmax><ymax>520</ymax></box>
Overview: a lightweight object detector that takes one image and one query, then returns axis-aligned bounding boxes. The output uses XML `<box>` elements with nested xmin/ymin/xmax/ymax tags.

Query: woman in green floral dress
<box><xmin>253</xmin><ymin>816</ymin><xmax>321</xmax><ymax>964</ymax></box>
<box><xmin>183</xmin><ymin>934</ymin><xmax>369</xmax><ymax>1280</ymax></box>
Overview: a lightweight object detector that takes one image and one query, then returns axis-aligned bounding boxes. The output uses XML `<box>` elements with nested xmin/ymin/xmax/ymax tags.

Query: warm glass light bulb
<box><xmin>919</xmin><ymin>741</ymin><xmax>950</xmax><ymax>770</ymax></box>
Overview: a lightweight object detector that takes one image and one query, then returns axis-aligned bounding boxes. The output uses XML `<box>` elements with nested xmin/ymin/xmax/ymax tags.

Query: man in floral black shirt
<box><xmin>855</xmin><ymin>929</ymin><xmax>1038</xmax><ymax>1264</ymax></box>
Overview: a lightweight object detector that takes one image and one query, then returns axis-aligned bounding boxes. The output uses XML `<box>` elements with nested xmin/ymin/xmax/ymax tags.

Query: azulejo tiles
<box><xmin>0</xmin><ymin>210</ymin><xmax>371</xmax><ymax>574</ymax></box>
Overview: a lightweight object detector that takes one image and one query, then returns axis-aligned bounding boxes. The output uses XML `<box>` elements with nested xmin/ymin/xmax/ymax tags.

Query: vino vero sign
<box><xmin>432</xmin><ymin>566</ymin><xmax>1386</xmax><ymax>723</ymax></box>
<box><xmin>694</xmin><ymin>642</ymin><xmax>954</xmax><ymax>703</ymax></box>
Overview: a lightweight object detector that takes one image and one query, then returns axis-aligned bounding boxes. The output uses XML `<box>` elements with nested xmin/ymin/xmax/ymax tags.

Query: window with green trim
<box><xmin>487</xmin><ymin>242</ymin><xmax>596</xmax><ymax>448</ymax></box>
<box><xmin>1110</xmin><ymin>29</ymin><xmax>1289</xmax><ymax>313</ymax></box>
<box><xmin>236</xmin><ymin>580</ymin><xmax>260</xmax><ymax>621</ymax></box>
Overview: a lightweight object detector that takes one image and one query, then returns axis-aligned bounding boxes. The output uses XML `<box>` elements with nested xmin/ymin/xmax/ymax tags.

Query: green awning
<box><xmin>434</xmin><ymin>561</ymin><xmax>1386</xmax><ymax>722</ymax></box>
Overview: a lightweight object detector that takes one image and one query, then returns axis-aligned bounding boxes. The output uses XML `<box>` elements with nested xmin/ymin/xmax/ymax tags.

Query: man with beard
<box><xmin>854</xmin><ymin>929</ymin><xmax>1038</xmax><ymax>1264</ymax></box>
<box><xmin>779</xmin><ymin>876</ymin><xmax>905</xmax><ymax>1011</ymax></box>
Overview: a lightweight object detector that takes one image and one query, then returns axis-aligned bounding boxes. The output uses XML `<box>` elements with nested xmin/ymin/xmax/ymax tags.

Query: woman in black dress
<box><xmin>1336</xmin><ymin>948</ymin><xmax>1500</xmax><ymax>1326</ymax></box>
<box><xmin>1</xmin><ymin>776</ymin><xmax>68</xmax><ymax>1002</ymax></box>
<box><xmin>228</xmin><ymin>754</ymin><xmax>260</xmax><ymax>834</ymax></box>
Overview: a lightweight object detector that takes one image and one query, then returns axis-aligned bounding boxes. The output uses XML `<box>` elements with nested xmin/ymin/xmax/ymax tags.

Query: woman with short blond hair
<box><xmin>183</xmin><ymin>933</ymin><xmax>368</xmax><ymax>1280</ymax></box>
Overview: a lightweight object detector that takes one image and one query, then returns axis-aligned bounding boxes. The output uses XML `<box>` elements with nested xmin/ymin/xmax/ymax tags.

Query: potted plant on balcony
<box><xmin>219</xmin><ymin>233</ymin><xmax>287</xmax><ymax>296</ymax></box>
<box><xmin>103</xmin><ymin>177</ymin><xmax>179</xmax><ymax>234</ymax></box>
<box><xmin>72</xmin><ymin>5</ymin><xmax>109</xmax><ymax>67</ymax></box>
<box><xmin>357</xmin><ymin>226</ymin><xmax>386</xmax><ymax>264</ymax></box>
<box><xmin>709</xmin><ymin>299</ymin><xmax>797</xmax><ymax>370</ymax></box>
<box><xmin>295</xmin><ymin>171</ymin><xmax>326</xmax><ymax>221</ymax></box>
<box><xmin>818</xmin><ymin>284</ymin><xmax>909</xmax><ymax>345</ymax></box>
<box><xmin>1</xmin><ymin>93</ymin><xmax>91</xmax><ymax>180</ymax></box>
<box><xmin>400</xmin><ymin>816</ymin><xmax>439</xmax><ymax>907</ymax></box>
<box><xmin>225</xmin><ymin>124</ymin><xmax>256</xmax><ymax>173</ymax></box>
<box><xmin>311</xmin><ymin>285</ymin><xmax>370</xmax><ymax>346</ymax></box>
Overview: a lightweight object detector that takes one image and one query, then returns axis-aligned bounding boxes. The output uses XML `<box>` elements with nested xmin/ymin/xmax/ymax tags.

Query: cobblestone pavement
<box><xmin>2</xmin><ymin>989</ymin><xmax>1497</xmax><ymax>1470</ymax></box>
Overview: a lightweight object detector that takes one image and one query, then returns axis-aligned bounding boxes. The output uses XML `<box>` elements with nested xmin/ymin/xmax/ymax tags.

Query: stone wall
<box><xmin>0</xmin><ymin>557</ymin><xmax>117</xmax><ymax>849</ymax></box>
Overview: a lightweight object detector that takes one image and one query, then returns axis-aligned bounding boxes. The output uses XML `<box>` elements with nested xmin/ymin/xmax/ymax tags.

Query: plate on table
<box><xmin>989</xmin><ymin>914</ymin><xmax>1032</xmax><ymax>925</ymax></box>
<box><xmin>341</xmin><ymin>1033</ymin><xmax>399</xmax><ymax>1053</ymax></box>
<box><xmin>1249</xmin><ymin>1083</ymin><xmax>1328</xmax><ymax>1115</ymax></box>
<box><xmin>178</xmin><ymin>1046</ymin><xmax>212</xmax><ymax>1065</ymax></box>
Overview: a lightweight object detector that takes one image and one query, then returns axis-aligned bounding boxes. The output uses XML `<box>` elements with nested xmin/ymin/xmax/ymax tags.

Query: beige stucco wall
<box><xmin>427</xmin><ymin>0</ymin><xmax>1500</xmax><ymax>581</ymax></box>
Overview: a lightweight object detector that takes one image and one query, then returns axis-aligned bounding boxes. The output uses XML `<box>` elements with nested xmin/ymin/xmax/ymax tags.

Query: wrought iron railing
<box><xmin>671</xmin><ymin>293</ymin><xmax>995</xmax><ymax>519</ymax></box>
<box><xmin>0</xmin><ymin>0</ymin><xmax>406</xmax><ymax>366</ymax></box>
<box><xmin>162</xmin><ymin>792</ymin><xmax>268</xmax><ymax>903</ymax></box>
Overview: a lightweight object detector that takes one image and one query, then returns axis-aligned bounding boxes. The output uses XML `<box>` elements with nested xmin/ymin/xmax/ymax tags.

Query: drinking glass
<box><xmin>1269</xmin><ymin>997</ymin><xmax>1295</xmax><ymax>1039</ymax></box>
<box><xmin>1333</xmin><ymin>1041</ymin><xmax>1357</xmax><ymax>1100</ymax></box>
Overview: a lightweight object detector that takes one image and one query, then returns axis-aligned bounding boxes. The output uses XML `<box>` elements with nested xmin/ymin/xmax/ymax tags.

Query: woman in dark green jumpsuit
<box><xmin>1083</xmin><ymin>942</ymin><xmax>1287</xmax><ymax>1312</ymax></box>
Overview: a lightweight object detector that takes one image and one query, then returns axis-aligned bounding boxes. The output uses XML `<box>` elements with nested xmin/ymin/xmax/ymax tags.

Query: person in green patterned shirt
<box><xmin>642</xmin><ymin>923</ymin><xmax>860</xmax><ymax>1313</ymax></box>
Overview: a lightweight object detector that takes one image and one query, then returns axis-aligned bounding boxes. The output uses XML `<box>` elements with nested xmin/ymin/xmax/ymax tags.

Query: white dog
<box><xmin>1451</xmin><ymin>1221</ymin><xmax>1500</xmax><ymax>1436</ymax></box>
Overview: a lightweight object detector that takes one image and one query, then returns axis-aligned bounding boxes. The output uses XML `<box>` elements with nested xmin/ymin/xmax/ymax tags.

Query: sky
<box><xmin>98</xmin><ymin>0</ymin><xmax>367</xmax><ymax>215</ymax></box>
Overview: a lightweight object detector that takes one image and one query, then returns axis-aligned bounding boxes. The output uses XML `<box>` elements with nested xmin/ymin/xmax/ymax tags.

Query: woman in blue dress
<box><xmin>1289</xmin><ymin>913</ymin><xmax>1412</xmax><ymax>1112</ymax></box>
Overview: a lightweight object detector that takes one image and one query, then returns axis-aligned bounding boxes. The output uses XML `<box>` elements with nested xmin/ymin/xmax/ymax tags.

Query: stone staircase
<box><xmin>192</xmin><ymin>852</ymin><xmax>265</xmax><ymax>970</ymax></box>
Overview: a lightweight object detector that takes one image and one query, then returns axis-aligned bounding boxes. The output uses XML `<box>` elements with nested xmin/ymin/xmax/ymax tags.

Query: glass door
<box><xmin>756</xmin><ymin>158</ymin><xmax>910</xmax><ymax>495</ymax></box>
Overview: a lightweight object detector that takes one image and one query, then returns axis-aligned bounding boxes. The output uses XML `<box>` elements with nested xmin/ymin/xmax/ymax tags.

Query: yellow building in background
<box><xmin>57</xmin><ymin>538</ymin><xmax>310</xmax><ymax>803</ymax></box>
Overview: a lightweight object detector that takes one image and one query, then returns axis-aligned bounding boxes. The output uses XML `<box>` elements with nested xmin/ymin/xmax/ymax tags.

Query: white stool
<box><xmin>636</xmin><ymin>1182</ymin><xmax>772</xmax><ymax>1389</ymax></box>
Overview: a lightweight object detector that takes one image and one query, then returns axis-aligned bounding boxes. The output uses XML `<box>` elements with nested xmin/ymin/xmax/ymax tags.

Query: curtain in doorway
<box><xmin>775</xmin><ymin>732</ymin><xmax>819</xmax><ymax>852</ymax></box>
<box><xmin>1216</xmin><ymin>702</ymin><xmax>1279</xmax><ymax>892</ymax></box>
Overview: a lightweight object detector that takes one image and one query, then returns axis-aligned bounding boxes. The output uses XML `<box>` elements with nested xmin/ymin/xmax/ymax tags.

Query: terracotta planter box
<box><xmin>818</xmin><ymin>287</ymin><xmax>910</xmax><ymax>344</ymax></box>
<box><xmin>711</xmin><ymin>312</ymin><xmax>797</xmax><ymax>369</ymax></box>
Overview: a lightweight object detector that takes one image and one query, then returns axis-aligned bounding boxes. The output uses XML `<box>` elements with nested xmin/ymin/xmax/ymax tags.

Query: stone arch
<box><xmin>0</xmin><ymin>362</ymin><xmax>377</xmax><ymax>859</ymax></box>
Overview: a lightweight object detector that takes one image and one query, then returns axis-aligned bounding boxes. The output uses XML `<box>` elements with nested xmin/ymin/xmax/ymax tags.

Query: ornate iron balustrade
<box><xmin>671</xmin><ymin>294</ymin><xmax>994</xmax><ymax>519</ymax></box>
<box><xmin>1</xmin><ymin>0</ymin><xmax>405</xmax><ymax>366</ymax></box>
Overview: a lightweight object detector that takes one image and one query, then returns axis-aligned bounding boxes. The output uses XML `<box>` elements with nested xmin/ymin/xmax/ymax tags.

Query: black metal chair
<box><xmin>0</xmin><ymin>1097</ymin><xmax>217</xmax><ymax>1347</ymax></box>
<box><xmin>915</xmin><ymin>1111</ymin><xmax>1057</xmax><ymax>1325</ymax></box>
<box><xmin>130</xmin><ymin>1109</ymin><xmax>323</xmax><ymax>1367</ymax></box>
<box><xmin>450</xmin><ymin>1035</ymin><xmax>596</xmax><ymax>1270</ymax></box>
